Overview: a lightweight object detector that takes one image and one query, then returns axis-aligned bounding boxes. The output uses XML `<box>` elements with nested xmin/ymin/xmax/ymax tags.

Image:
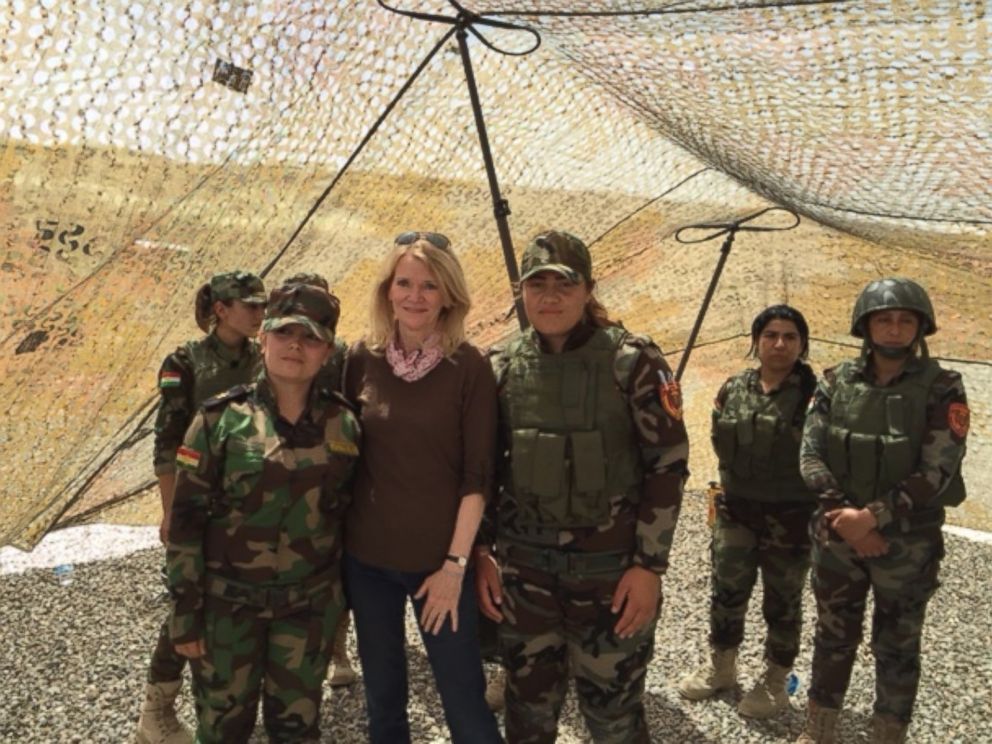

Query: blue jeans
<box><xmin>344</xmin><ymin>553</ymin><xmax>503</xmax><ymax>744</ymax></box>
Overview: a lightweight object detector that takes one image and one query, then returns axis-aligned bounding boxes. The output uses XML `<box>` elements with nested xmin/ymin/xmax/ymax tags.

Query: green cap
<box><xmin>281</xmin><ymin>272</ymin><xmax>329</xmax><ymax>291</ymax></box>
<box><xmin>850</xmin><ymin>277</ymin><xmax>937</xmax><ymax>337</ymax></box>
<box><xmin>209</xmin><ymin>271</ymin><xmax>266</xmax><ymax>304</ymax></box>
<box><xmin>263</xmin><ymin>284</ymin><xmax>340</xmax><ymax>343</ymax></box>
<box><xmin>519</xmin><ymin>231</ymin><xmax>592</xmax><ymax>284</ymax></box>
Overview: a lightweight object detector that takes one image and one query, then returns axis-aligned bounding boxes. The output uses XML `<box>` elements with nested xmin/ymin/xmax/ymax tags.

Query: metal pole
<box><xmin>455</xmin><ymin>25</ymin><xmax>528</xmax><ymax>329</ymax></box>
<box><xmin>675</xmin><ymin>231</ymin><xmax>735</xmax><ymax>380</ymax></box>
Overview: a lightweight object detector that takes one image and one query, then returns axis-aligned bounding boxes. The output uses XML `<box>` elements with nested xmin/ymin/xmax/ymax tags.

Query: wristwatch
<box><xmin>446</xmin><ymin>554</ymin><xmax>468</xmax><ymax>568</ymax></box>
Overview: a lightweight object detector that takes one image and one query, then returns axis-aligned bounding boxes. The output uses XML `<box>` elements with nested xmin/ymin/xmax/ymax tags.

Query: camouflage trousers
<box><xmin>809</xmin><ymin>521</ymin><xmax>943</xmax><ymax>723</ymax></box>
<box><xmin>148</xmin><ymin>564</ymin><xmax>188</xmax><ymax>683</ymax></box>
<box><xmin>188</xmin><ymin>589</ymin><xmax>345</xmax><ymax>743</ymax></box>
<box><xmin>499</xmin><ymin>553</ymin><xmax>657</xmax><ymax>744</ymax></box>
<box><xmin>709</xmin><ymin>496</ymin><xmax>814</xmax><ymax>667</ymax></box>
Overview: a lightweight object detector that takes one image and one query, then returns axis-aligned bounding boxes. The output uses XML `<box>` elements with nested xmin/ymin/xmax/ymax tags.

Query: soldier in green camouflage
<box><xmin>139</xmin><ymin>270</ymin><xmax>266</xmax><ymax>744</ymax></box>
<box><xmin>280</xmin><ymin>272</ymin><xmax>356</xmax><ymax>688</ymax></box>
<box><xmin>679</xmin><ymin>305</ymin><xmax>818</xmax><ymax>718</ymax></box>
<box><xmin>796</xmin><ymin>278</ymin><xmax>969</xmax><ymax>744</ymax></box>
<box><xmin>474</xmin><ymin>231</ymin><xmax>689</xmax><ymax>744</ymax></box>
<box><xmin>166</xmin><ymin>283</ymin><xmax>361</xmax><ymax>743</ymax></box>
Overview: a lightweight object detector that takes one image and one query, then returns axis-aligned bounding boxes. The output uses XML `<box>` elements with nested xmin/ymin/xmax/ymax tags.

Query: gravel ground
<box><xmin>2</xmin><ymin>497</ymin><xmax>990</xmax><ymax>743</ymax></box>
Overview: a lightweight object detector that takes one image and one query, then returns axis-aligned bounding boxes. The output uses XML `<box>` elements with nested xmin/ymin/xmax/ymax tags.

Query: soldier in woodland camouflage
<box><xmin>138</xmin><ymin>270</ymin><xmax>266</xmax><ymax>744</ymax></box>
<box><xmin>678</xmin><ymin>305</ymin><xmax>817</xmax><ymax>719</ymax></box>
<box><xmin>796</xmin><ymin>278</ymin><xmax>969</xmax><ymax>744</ymax></box>
<box><xmin>166</xmin><ymin>283</ymin><xmax>360</xmax><ymax>743</ymax></box>
<box><xmin>280</xmin><ymin>272</ymin><xmax>355</xmax><ymax>687</ymax></box>
<box><xmin>475</xmin><ymin>231</ymin><xmax>689</xmax><ymax>744</ymax></box>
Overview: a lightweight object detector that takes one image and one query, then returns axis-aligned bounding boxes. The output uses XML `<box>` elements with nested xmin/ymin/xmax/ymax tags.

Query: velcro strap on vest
<box><xmin>498</xmin><ymin>541</ymin><xmax>630</xmax><ymax>575</ymax></box>
<box><xmin>204</xmin><ymin>572</ymin><xmax>334</xmax><ymax>610</ymax></box>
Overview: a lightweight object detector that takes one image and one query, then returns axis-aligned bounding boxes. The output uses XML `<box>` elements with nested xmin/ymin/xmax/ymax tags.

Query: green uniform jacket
<box><xmin>800</xmin><ymin>354</ymin><xmax>968</xmax><ymax>529</ymax></box>
<box><xmin>153</xmin><ymin>333</ymin><xmax>261</xmax><ymax>476</ymax></box>
<box><xmin>166</xmin><ymin>372</ymin><xmax>361</xmax><ymax>646</ymax></box>
<box><xmin>481</xmin><ymin>323</ymin><xmax>689</xmax><ymax>574</ymax></box>
<box><xmin>711</xmin><ymin>366</ymin><xmax>816</xmax><ymax>503</ymax></box>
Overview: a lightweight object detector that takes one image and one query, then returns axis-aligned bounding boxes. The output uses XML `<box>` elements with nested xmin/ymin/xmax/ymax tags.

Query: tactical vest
<box><xmin>712</xmin><ymin>371</ymin><xmax>814</xmax><ymax>503</ymax></box>
<box><xmin>184</xmin><ymin>335</ymin><xmax>260</xmax><ymax>409</ymax></box>
<box><xmin>499</xmin><ymin>326</ymin><xmax>642</xmax><ymax>529</ymax></box>
<box><xmin>825</xmin><ymin>358</ymin><xmax>966</xmax><ymax>508</ymax></box>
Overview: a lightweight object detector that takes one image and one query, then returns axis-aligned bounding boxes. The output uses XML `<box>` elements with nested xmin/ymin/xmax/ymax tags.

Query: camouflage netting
<box><xmin>1</xmin><ymin>1</ymin><xmax>989</xmax><ymax>549</ymax></box>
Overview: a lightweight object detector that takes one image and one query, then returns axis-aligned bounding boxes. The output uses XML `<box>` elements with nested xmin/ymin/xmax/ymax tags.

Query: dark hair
<box><xmin>193</xmin><ymin>283</ymin><xmax>233</xmax><ymax>333</ymax></box>
<box><xmin>747</xmin><ymin>304</ymin><xmax>810</xmax><ymax>359</ymax></box>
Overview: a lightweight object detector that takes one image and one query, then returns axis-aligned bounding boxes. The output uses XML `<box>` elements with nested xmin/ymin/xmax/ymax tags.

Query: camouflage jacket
<box><xmin>480</xmin><ymin>324</ymin><xmax>689</xmax><ymax>574</ymax></box>
<box><xmin>166</xmin><ymin>372</ymin><xmax>361</xmax><ymax>645</ymax></box>
<box><xmin>152</xmin><ymin>333</ymin><xmax>261</xmax><ymax>476</ymax></box>
<box><xmin>800</xmin><ymin>354</ymin><xmax>968</xmax><ymax>528</ymax></box>
<box><xmin>711</xmin><ymin>366</ymin><xmax>816</xmax><ymax>503</ymax></box>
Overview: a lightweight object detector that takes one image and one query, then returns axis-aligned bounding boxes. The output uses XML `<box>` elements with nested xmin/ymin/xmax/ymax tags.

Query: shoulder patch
<box><xmin>159</xmin><ymin>370</ymin><xmax>182</xmax><ymax>388</ymax></box>
<box><xmin>948</xmin><ymin>402</ymin><xmax>970</xmax><ymax>438</ymax></box>
<box><xmin>202</xmin><ymin>384</ymin><xmax>252</xmax><ymax>410</ymax></box>
<box><xmin>175</xmin><ymin>445</ymin><xmax>202</xmax><ymax>471</ymax></box>
<box><xmin>658</xmin><ymin>370</ymin><xmax>684</xmax><ymax>421</ymax></box>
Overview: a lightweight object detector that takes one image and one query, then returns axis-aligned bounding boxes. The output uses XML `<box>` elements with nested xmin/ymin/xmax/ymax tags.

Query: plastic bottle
<box><xmin>53</xmin><ymin>563</ymin><xmax>75</xmax><ymax>586</ymax></box>
<box><xmin>786</xmin><ymin>672</ymin><xmax>801</xmax><ymax>696</ymax></box>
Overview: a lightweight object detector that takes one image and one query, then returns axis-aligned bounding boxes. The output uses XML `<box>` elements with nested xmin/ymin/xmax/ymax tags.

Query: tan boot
<box><xmin>795</xmin><ymin>700</ymin><xmax>839</xmax><ymax>744</ymax></box>
<box><xmin>870</xmin><ymin>713</ymin><xmax>909</xmax><ymax>744</ymax></box>
<box><xmin>135</xmin><ymin>680</ymin><xmax>193</xmax><ymax>744</ymax></box>
<box><xmin>328</xmin><ymin>612</ymin><xmax>357</xmax><ymax>687</ymax></box>
<box><xmin>484</xmin><ymin>665</ymin><xmax>506</xmax><ymax>712</ymax></box>
<box><xmin>738</xmin><ymin>662</ymin><xmax>790</xmax><ymax>718</ymax></box>
<box><xmin>677</xmin><ymin>646</ymin><xmax>737</xmax><ymax>701</ymax></box>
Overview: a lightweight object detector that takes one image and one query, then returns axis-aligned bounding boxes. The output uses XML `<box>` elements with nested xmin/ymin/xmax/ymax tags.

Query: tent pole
<box><xmin>455</xmin><ymin>25</ymin><xmax>528</xmax><ymax>329</ymax></box>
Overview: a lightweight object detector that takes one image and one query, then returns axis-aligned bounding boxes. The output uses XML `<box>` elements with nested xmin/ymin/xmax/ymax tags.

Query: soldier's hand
<box><xmin>475</xmin><ymin>551</ymin><xmax>504</xmax><ymax>623</ymax></box>
<box><xmin>611</xmin><ymin>565</ymin><xmax>661</xmax><ymax>639</ymax></box>
<box><xmin>175</xmin><ymin>639</ymin><xmax>206</xmax><ymax>659</ymax></box>
<box><xmin>414</xmin><ymin>564</ymin><xmax>464</xmax><ymax>636</ymax></box>
<box><xmin>825</xmin><ymin>507</ymin><xmax>876</xmax><ymax>543</ymax></box>
<box><xmin>848</xmin><ymin>530</ymin><xmax>889</xmax><ymax>558</ymax></box>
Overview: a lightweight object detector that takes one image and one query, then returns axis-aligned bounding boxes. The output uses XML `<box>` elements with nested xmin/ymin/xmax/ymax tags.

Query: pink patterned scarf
<box><xmin>385</xmin><ymin>334</ymin><xmax>445</xmax><ymax>382</ymax></box>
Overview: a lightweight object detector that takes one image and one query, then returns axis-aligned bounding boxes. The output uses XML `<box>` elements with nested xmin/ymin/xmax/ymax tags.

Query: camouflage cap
<box><xmin>519</xmin><ymin>231</ymin><xmax>592</xmax><ymax>284</ymax></box>
<box><xmin>281</xmin><ymin>272</ymin><xmax>329</xmax><ymax>291</ymax></box>
<box><xmin>262</xmin><ymin>284</ymin><xmax>340</xmax><ymax>343</ymax></box>
<box><xmin>851</xmin><ymin>277</ymin><xmax>937</xmax><ymax>337</ymax></box>
<box><xmin>209</xmin><ymin>271</ymin><xmax>266</xmax><ymax>304</ymax></box>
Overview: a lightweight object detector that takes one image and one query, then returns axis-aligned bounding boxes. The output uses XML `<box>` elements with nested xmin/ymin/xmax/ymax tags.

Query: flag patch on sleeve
<box><xmin>176</xmin><ymin>446</ymin><xmax>202</xmax><ymax>470</ymax></box>
<box><xmin>159</xmin><ymin>371</ymin><xmax>182</xmax><ymax>388</ymax></box>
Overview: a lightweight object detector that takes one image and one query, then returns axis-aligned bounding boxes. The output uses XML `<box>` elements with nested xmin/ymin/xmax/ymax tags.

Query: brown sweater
<box><xmin>343</xmin><ymin>340</ymin><xmax>497</xmax><ymax>572</ymax></box>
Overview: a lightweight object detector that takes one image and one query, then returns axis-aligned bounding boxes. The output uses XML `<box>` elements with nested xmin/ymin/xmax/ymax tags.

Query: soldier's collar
<box><xmin>531</xmin><ymin>320</ymin><xmax>596</xmax><ymax>353</ymax></box>
<box><xmin>207</xmin><ymin>332</ymin><xmax>253</xmax><ymax>363</ymax></box>
<box><xmin>859</xmin><ymin>352</ymin><xmax>926</xmax><ymax>383</ymax></box>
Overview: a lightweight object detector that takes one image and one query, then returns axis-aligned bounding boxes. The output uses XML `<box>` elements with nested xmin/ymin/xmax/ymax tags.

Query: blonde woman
<box><xmin>343</xmin><ymin>232</ymin><xmax>502</xmax><ymax>744</ymax></box>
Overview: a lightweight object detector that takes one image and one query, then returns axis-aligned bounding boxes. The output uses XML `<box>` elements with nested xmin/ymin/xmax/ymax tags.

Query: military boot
<box><xmin>795</xmin><ymin>700</ymin><xmax>839</xmax><ymax>744</ymax></box>
<box><xmin>870</xmin><ymin>713</ymin><xmax>908</xmax><ymax>744</ymax></box>
<box><xmin>135</xmin><ymin>680</ymin><xmax>193</xmax><ymax>744</ymax></box>
<box><xmin>738</xmin><ymin>662</ymin><xmax>790</xmax><ymax>718</ymax></box>
<box><xmin>328</xmin><ymin>612</ymin><xmax>357</xmax><ymax>687</ymax></box>
<box><xmin>484</xmin><ymin>665</ymin><xmax>506</xmax><ymax>712</ymax></box>
<box><xmin>677</xmin><ymin>646</ymin><xmax>737</xmax><ymax>700</ymax></box>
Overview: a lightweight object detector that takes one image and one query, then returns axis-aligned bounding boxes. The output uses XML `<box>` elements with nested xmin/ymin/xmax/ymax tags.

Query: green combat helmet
<box><xmin>850</xmin><ymin>277</ymin><xmax>937</xmax><ymax>337</ymax></box>
<box><xmin>263</xmin><ymin>283</ymin><xmax>340</xmax><ymax>343</ymax></box>
<box><xmin>210</xmin><ymin>271</ymin><xmax>267</xmax><ymax>304</ymax></box>
<box><xmin>520</xmin><ymin>230</ymin><xmax>593</xmax><ymax>284</ymax></box>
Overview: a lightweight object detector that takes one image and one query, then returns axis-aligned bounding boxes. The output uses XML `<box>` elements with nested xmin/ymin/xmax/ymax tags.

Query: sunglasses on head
<box><xmin>394</xmin><ymin>231</ymin><xmax>451</xmax><ymax>251</ymax></box>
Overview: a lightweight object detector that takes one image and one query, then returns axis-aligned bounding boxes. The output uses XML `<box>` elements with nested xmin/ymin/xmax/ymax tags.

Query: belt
<box><xmin>498</xmin><ymin>541</ymin><xmax>630</xmax><ymax>576</ymax></box>
<box><xmin>204</xmin><ymin>571</ymin><xmax>335</xmax><ymax>610</ymax></box>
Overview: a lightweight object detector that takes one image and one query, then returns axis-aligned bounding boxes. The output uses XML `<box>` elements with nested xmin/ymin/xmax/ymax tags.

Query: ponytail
<box><xmin>194</xmin><ymin>283</ymin><xmax>215</xmax><ymax>333</ymax></box>
<box><xmin>794</xmin><ymin>360</ymin><xmax>817</xmax><ymax>427</ymax></box>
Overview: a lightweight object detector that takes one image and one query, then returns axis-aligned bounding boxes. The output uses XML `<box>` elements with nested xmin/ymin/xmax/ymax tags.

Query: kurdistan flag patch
<box><xmin>176</xmin><ymin>446</ymin><xmax>201</xmax><ymax>470</ymax></box>
<box><xmin>159</xmin><ymin>371</ymin><xmax>182</xmax><ymax>388</ymax></box>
